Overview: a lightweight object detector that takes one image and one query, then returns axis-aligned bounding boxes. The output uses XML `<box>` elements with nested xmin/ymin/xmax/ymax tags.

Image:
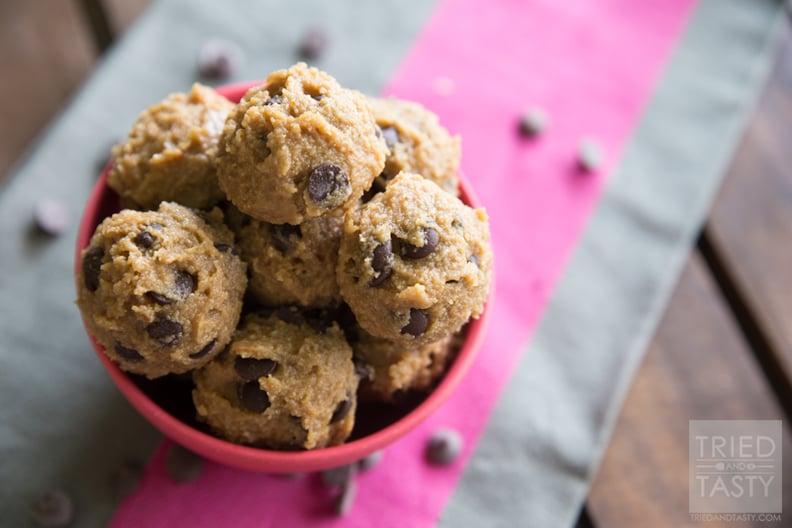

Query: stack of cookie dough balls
<box><xmin>77</xmin><ymin>62</ymin><xmax>492</xmax><ymax>452</ymax></box>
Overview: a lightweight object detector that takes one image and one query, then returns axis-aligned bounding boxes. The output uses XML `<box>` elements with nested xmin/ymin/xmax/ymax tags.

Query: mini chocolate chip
<box><xmin>312</xmin><ymin>93</ymin><xmax>326</xmax><ymax>101</ymax></box>
<box><xmin>306</xmin><ymin>163</ymin><xmax>350</xmax><ymax>207</ymax></box>
<box><xmin>275</xmin><ymin>306</ymin><xmax>303</xmax><ymax>325</ymax></box>
<box><xmin>330</xmin><ymin>396</ymin><xmax>352</xmax><ymax>423</ymax></box>
<box><xmin>116</xmin><ymin>343</ymin><xmax>144</xmax><ymax>362</ymax></box>
<box><xmin>358</xmin><ymin>450</ymin><xmax>384</xmax><ymax>471</ymax></box>
<box><xmin>425</xmin><ymin>428</ymin><xmax>463</xmax><ymax>465</ymax></box>
<box><xmin>166</xmin><ymin>444</ymin><xmax>204</xmax><ymax>483</ymax></box>
<box><xmin>214</xmin><ymin>243</ymin><xmax>239</xmax><ymax>256</ymax></box>
<box><xmin>334</xmin><ymin>480</ymin><xmax>357</xmax><ymax>516</ymax></box>
<box><xmin>578</xmin><ymin>137</ymin><xmax>604</xmax><ymax>172</ymax></box>
<box><xmin>234</xmin><ymin>357</ymin><xmax>277</xmax><ymax>380</ymax></box>
<box><xmin>147</xmin><ymin>319</ymin><xmax>183</xmax><ymax>345</ymax></box>
<box><xmin>197</xmin><ymin>38</ymin><xmax>243</xmax><ymax>80</ymax></box>
<box><xmin>369</xmin><ymin>240</ymin><xmax>393</xmax><ymax>287</ymax></box>
<box><xmin>269</xmin><ymin>223</ymin><xmax>302</xmax><ymax>252</ymax></box>
<box><xmin>264</xmin><ymin>94</ymin><xmax>283</xmax><ymax>106</ymax></box>
<box><xmin>518</xmin><ymin>107</ymin><xmax>550</xmax><ymax>137</ymax></box>
<box><xmin>401</xmin><ymin>308</ymin><xmax>429</xmax><ymax>336</ymax></box>
<box><xmin>298</xmin><ymin>27</ymin><xmax>328</xmax><ymax>60</ymax></box>
<box><xmin>468</xmin><ymin>254</ymin><xmax>481</xmax><ymax>268</ymax></box>
<box><xmin>82</xmin><ymin>247</ymin><xmax>104</xmax><ymax>292</ymax></box>
<box><xmin>174</xmin><ymin>270</ymin><xmax>196</xmax><ymax>299</ymax></box>
<box><xmin>33</xmin><ymin>197</ymin><xmax>70</xmax><ymax>236</ymax></box>
<box><xmin>30</xmin><ymin>490</ymin><xmax>74</xmax><ymax>527</ymax></box>
<box><xmin>381</xmin><ymin>126</ymin><xmax>399</xmax><ymax>150</ymax></box>
<box><xmin>321</xmin><ymin>464</ymin><xmax>355</xmax><ymax>488</ymax></box>
<box><xmin>239</xmin><ymin>381</ymin><xmax>271</xmax><ymax>412</ymax></box>
<box><xmin>190</xmin><ymin>339</ymin><xmax>217</xmax><ymax>359</ymax></box>
<box><xmin>134</xmin><ymin>231</ymin><xmax>155</xmax><ymax>249</ymax></box>
<box><xmin>145</xmin><ymin>291</ymin><xmax>174</xmax><ymax>305</ymax></box>
<box><xmin>401</xmin><ymin>228</ymin><xmax>440</xmax><ymax>259</ymax></box>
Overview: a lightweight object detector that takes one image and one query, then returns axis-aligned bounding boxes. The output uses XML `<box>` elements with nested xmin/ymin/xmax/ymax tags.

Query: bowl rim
<box><xmin>75</xmin><ymin>81</ymin><xmax>493</xmax><ymax>473</ymax></box>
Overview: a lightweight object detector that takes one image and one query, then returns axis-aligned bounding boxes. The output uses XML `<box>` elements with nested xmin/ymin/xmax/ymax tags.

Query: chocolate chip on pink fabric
<box><xmin>234</xmin><ymin>357</ymin><xmax>277</xmax><ymax>380</ymax></box>
<box><xmin>333</xmin><ymin>479</ymin><xmax>357</xmax><ymax>516</ymax></box>
<box><xmin>190</xmin><ymin>339</ymin><xmax>217</xmax><ymax>359</ymax></box>
<box><xmin>321</xmin><ymin>463</ymin><xmax>355</xmax><ymax>488</ymax></box>
<box><xmin>330</xmin><ymin>395</ymin><xmax>352</xmax><ymax>423</ymax></box>
<box><xmin>368</xmin><ymin>240</ymin><xmax>393</xmax><ymax>286</ymax></box>
<box><xmin>134</xmin><ymin>230</ymin><xmax>155</xmax><ymax>249</ymax></box>
<box><xmin>116</xmin><ymin>342</ymin><xmax>144</xmax><ymax>362</ymax></box>
<box><xmin>146</xmin><ymin>319</ymin><xmax>183</xmax><ymax>345</ymax></box>
<box><xmin>239</xmin><ymin>381</ymin><xmax>271</xmax><ymax>412</ymax></box>
<box><xmin>401</xmin><ymin>308</ymin><xmax>429</xmax><ymax>336</ymax></box>
<box><xmin>82</xmin><ymin>247</ymin><xmax>104</xmax><ymax>292</ymax></box>
<box><xmin>270</xmin><ymin>223</ymin><xmax>302</xmax><ymax>252</ymax></box>
<box><xmin>381</xmin><ymin>126</ymin><xmax>399</xmax><ymax>150</ymax></box>
<box><xmin>425</xmin><ymin>427</ymin><xmax>463</xmax><ymax>465</ymax></box>
<box><xmin>357</xmin><ymin>450</ymin><xmax>384</xmax><ymax>471</ymax></box>
<box><xmin>166</xmin><ymin>444</ymin><xmax>204</xmax><ymax>483</ymax></box>
<box><xmin>400</xmin><ymin>227</ymin><xmax>440</xmax><ymax>259</ymax></box>
<box><xmin>307</xmin><ymin>163</ymin><xmax>350</xmax><ymax>207</ymax></box>
<box><xmin>518</xmin><ymin>107</ymin><xmax>550</xmax><ymax>138</ymax></box>
<box><xmin>30</xmin><ymin>490</ymin><xmax>75</xmax><ymax>528</ymax></box>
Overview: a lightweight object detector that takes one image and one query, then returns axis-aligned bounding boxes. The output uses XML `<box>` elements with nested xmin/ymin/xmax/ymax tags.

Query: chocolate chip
<box><xmin>358</xmin><ymin>450</ymin><xmax>384</xmax><ymax>471</ymax></box>
<box><xmin>401</xmin><ymin>308</ymin><xmax>429</xmax><ymax>336</ymax></box>
<box><xmin>116</xmin><ymin>342</ymin><xmax>143</xmax><ymax>362</ymax></box>
<box><xmin>234</xmin><ymin>357</ymin><xmax>277</xmax><ymax>380</ymax></box>
<box><xmin>578</xmin><ymin>137</ymin><xmax>604</xmax><ymax>172</ymax></box>
<box><xmin>468</xmin><ymin>254</ymin><xmax>480</xmax><ymax>267</ymax></box>
<box><xmin>381</xmin><ymin>126</ymin><xmax>399</xmax><ymax>150</ymax></box>
<box><xmin>190</xmin><ymin>339</ymin><xmax>217</xmax><ymax>359</ymax></box>
<box><xmin>353</xmin><ymin>359</ymin><xmax>373</xmax><ymax>380</ymax></box>
<box><xmin>30</xmin><ymin>490</ymin><xmax>75</xmax><ymax>527</ymax></box>
<box><xmin>275</xmin><ymin>305</ymin><xmax>303</xmax><ymax>325</ymax></box>
<box><xmin>134</xmin><ymin>231</ymin><xmax>155</xmax><ymax>249</ymax></box>
<box><xmin>33</xmin><ymin>197</ymin><xmax>70</xmax><ymax>236</ymax></box>
<box><xmin>518</xmin><ymin>107</ymin><xmax>550</xmax><ymax>137</ymax></box>
<box><xmin>82</xmin><ymin>247</ymin><xmax>104</xmax><ymax>292</ymax></box>
<box><xmin>166</xmin><ymin>444</ymin><xmax>203</xmax><ymax>483</ymax></box>
<box><xmin>214</xmin><ymin>243</ymin><xmax>239</xmax><ymax>256</ymax></box>
<box><xmin>330</xmin><ymin>396</ymin><xmax>353</xmax><ymax>423</ymax></box>
<box><xmin>298</xmin><ymin>27</ymin><xmax>328</xmax><ymax>60</ymax></box>
<box><xmin>306</xmin><ymin>163</ymin><xmax>350</xmax><ymax>207</ymax></box>
<box><xmin>238</xmin><ymin>381</ymin><xmax>271</xmax><ymax>412</ymax></box>
<box><xmin>173</xmin><ymin>270</ymin><xmax>196</xmax><ymax>299</ymax></box>
<box><xmin>269</xmin><ymin>223</ymin><xmax>302</xmax><ymax>252</ymax></box>
<box><xmin>145</xmin><ymin>291</ymin><xmax>174</xmax><ymax>305</ymax></box>
<box><xmin>312</xmin><ymin>93</ymin><xmax>326</xmax><ymax>102</ymax></box>
<box><xmin>146</xmin><ymin>319</ymin><xmax>183</xmax><ymax>345</ymax></box>
<box><xmin>425</xmin><ymin>428</ymin><xmax>463</xmax><ymax>465</ymax></box>
<box><xmin>369</xmin><ymin>240</ymin><xmax>393</xmax><ymax>287</ymax></box>
<box><xmin>197</xmin><ymin>38</ymin><xmax>243</xmax><ymax>80</ymax></box>
<box><xmin>264</xmin><ymin>94</ymin><xmax>283</xmax><ymax>106</ymax></box>
<box><xmin>400</xmin><ymin>228</ymin><xmax>440</xmax><ymax>259</ymax></box>
<box><xmin>321</xmin><ymin>464</ymin><xmax>355</xmax><ymax>488</ymax></box>
<box><xmin>333</xmin><ymin>480</ymin><xmax>357</xmax><ymax>516</ymax></box>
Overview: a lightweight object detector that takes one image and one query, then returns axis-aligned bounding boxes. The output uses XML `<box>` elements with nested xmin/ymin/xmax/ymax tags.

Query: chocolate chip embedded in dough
<box><xmin>234</xmin><ymin>357</ymin><xmax>277</xmax><ymax>381</ymax></box>
<box><xmin>173</xmin><ymin>270</ymin><xmax>196</xmax><ymax>299</ymax></box>
<box><xmin>134</xmin><ymin>230</ymin><xmax>155</xmax><ymax>249</ymax></box>
<box><xmin>116</xmin><ymin>342</ymin><xmax>144</xmax><ymax>362</ymax></box>
<box><xmin>330</xmin><ymin>396</ymin><xmax>352</xmax><ymax>424</ymax></box>
<box><xmin>368</xmin><ymin>240</ymin><xmax>393</xmax><ymax>287</ymax></box>
<box><xmin>82</xmin><ymin>247</ymin><xmax>104</xmax><ymax>292</ymax></box>
<box><xmin>380</xmin><ymin>126</ymin><xmax>399</xmax><ymax>151</ymax></box>
<box><xmin>190</xmin><ymin>339</ymin><xmax>217</xmax><ymax>359</ymax></box>
<box><xmin>400</xmin><ymin>227</ymin><xmax>439</xmax><ymax>259</ymax></box>
<box><xmin>146</xmin><ymin>318</ymin><xmax>184</xmax><ymax>345</ymax></box>
<box><xmin>30</xmin><ymin>490</ymin><xmax>75</xmax><ymax>528</ymax></box>
<box><xmin>264</xmin><ymin>94</ymin><xmax>283</xmax><ymax>106</ymax></box>
<box><xmin>145</xmin><ymin>291</ymin><xmax>174</xmax><ymax>305</ymax></box>
<box><xmin>214</xmin><ymin>243</ymin><xmax>239</xmax><ymax>256</ymax></box>
<box><xmin>401</xmin><ymin>308</ymin><xmax>429</xmax><ymax>336</ymax></box>
<box><xmin>306</xmin><ymin>163</ymin><xmax>350</xmax><ymax>207</ymax></box>
<box><xmin>238</xmin><ymin>381</ymin><xmax>271</xmax><ymax>413</ymax></box>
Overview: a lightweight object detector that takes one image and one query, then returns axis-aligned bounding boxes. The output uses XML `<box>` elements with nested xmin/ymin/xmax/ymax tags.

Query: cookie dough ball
<box><xmin>217</xmin><ymin>62</ymin><xmax>388</xmax><ymax>224</ymax></box>
<box><xmin>228</xmin><ymin>206</ymin><xmax>343</xmax><ymax>308</ymax></box>
<box><xmin>369</xmin><ymin>97</ymin><xmax>460</xmax><ymax>196</ymax></box>
<box><xmin>353</xmin><ymin>330</ymin><xmax>455</xmax><ymax>403</ymax></box>
<box><xmin>76</xmin><ymin>202</ymin><xmax>247</xmax><ymax>378</ymax></box>
<box><xmin>338</xmin><ymin>172</ymin><xmax>492</xmax><ymax>344</ymax></box>
<box><xmin>108</xmin><ymin>83</ymin><xmax>234</xmax><ymax>209</ymax></box>
<box><xmin>192</xmin><ymin>312</ymin><xmax>358</xmax><ymax>449</ymax></box>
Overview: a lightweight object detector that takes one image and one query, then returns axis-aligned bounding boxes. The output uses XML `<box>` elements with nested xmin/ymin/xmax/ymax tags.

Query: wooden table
<box><xmin>3</xmin><ymin>2</ymin><xmax>790</xmax><ymax>526</ymax></box>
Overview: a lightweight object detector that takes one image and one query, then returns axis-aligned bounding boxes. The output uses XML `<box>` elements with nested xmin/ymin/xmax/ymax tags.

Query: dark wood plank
<box><xmin>587</xmin><ymin>254</ymin><xmax>792</xmax><ymax>527</ymax></box>
<box><xmin>0</xmin><ymin>0</ymin><xmax>96</xmax><ymax>183</ymax></box>
<box><xmin>706</xmin><ymin>23</ymin><xmax>792</xmax><ymax>414</ymax></box>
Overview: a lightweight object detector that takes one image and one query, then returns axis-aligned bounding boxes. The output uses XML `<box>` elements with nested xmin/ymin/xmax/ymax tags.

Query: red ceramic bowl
<box><xmin>75</xmin><ymin>82</ymin><xmax>492</xmax><ymax>473</ymax></box>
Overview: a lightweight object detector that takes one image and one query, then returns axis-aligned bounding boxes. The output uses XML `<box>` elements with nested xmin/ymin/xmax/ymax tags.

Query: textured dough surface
<box><xmin>217</xmin><ymin>62</ymin><xmax>388</xmax><ymax>224</ymax></box>
<box><xmin>193</xmin><ymin>313</ymin><xmax>358</xmax><ymax>449</ymax></box>
<box><xmin>76</xmin><ymin>202</ymin><xmax>247</xmax><ymax>378</ymax></box>
<box><xmin>369</xmin><ymin>97</ymin><xmax>460</xmax><ymax>196</ymax></box>
<box><xmin>108</xmin><ymin>84</ymin><xmax>233</xmax><ymax>209</ymax></box>
<box><xmin>338</xmin><ymin>172</ymin><xmax>492</xmax><ymax>344</ymax></box>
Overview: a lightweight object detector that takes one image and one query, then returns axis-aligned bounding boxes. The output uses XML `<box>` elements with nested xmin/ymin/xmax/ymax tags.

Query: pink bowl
<box><xmin>75</xmin><ymin>82</ymin><xmax>492</xmax><ymax>473</ymax></box>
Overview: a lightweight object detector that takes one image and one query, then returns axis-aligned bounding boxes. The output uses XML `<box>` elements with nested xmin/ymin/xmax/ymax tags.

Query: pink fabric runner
<box><xmin>111</xmin><ymin>0</ymin><xmax>695</xmax><ymax>525</ymax></box>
